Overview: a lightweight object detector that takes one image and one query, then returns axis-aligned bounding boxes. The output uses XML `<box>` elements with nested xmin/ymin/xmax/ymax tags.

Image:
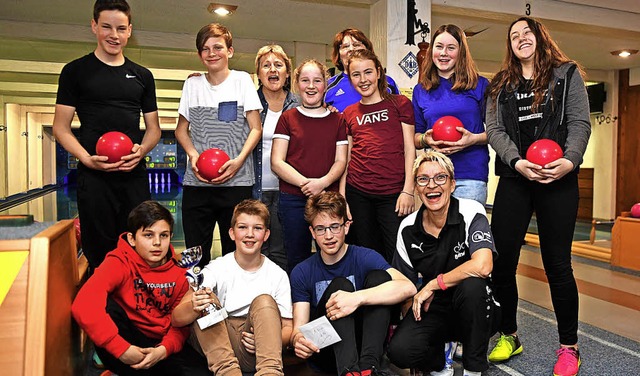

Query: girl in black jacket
<box><xmin>485</xmin><ymin>17</ymin><xmax>590</xmax><ymax>376</ymax></box>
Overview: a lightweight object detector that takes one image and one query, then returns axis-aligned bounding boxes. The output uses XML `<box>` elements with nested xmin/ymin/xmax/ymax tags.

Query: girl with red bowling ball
<box><xmin>339</xmin><ymin>49</ymin><xmax>416</xmax><ymax>262</ymax></box>
<box><xmin>486</xmin><ymin>17</ymin><xmax>591</xmax><ymax>376</ymax></box>
<box><xmin>271</xmin><ymin>59</ymin><xmax>348</xmax><ymax>273</ymax></box>
<box><xmin>412</xmin><ymin>24</ymin><xmax>491</xmax><ymax>205</ymax></box>
<box><xmin>175</xmin><ymin>23</ymin><xmax>263</xmax><ymax>268</ymax></box>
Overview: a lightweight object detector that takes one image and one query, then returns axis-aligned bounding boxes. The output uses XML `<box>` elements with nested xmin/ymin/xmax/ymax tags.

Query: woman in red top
<box><xmin>340</xmin><ymin>49</ymin><xmax>416</xmax><ymax>262</ymax></box>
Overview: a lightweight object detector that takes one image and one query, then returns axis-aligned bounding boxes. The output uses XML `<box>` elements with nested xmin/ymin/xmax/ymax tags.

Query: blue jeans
<box><xmin>278</xmin><ymin>192</ymin><xmax>312</xmax><ymax>273</ymax></box>
<box><xmin>453</xmin><ymin>179</ymin><xmax>487</xmax><ymax>205</ymax></box>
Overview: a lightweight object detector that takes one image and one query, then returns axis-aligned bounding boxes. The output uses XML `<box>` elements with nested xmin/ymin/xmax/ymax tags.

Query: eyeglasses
<box><xmin>339</xmin><ymin>42</ymin><xmax>365</xmax><ymax>51</ymax></box>
<box><xmin>416</xmin><ymin>174</ymin><xmax>450</xmax><ymax>187</ymax></box>
<box><xmin>312</xmin><ymin>222</ymin><xmax>346</xmax><ymax>236</ymax></box>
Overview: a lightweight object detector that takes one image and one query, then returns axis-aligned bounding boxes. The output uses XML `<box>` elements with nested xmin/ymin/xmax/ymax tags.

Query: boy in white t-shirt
<box><xmin>172</xmin><ymin>200</ymin><xmax>293</xmax><ymax>376</ymax></box>
<box><xmin>175</xmin><ymin>23</ymin><xmax>263</xmax><ymax>268</ymax></box>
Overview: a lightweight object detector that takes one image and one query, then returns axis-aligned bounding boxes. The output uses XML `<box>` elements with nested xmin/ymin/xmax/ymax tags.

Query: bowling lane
<box><xmin>0</xmin><ymin>175</ymin><xmax>186</xmax><ymax>250</ymax></box>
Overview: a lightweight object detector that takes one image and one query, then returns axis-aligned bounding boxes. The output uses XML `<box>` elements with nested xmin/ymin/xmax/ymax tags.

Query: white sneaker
<box><xmin>463</xmin><ymin>370</ymin><xmax>481</xmax><ymax>376</ymax></box>
<box><xmin>429</xmin><ymin>342</ymin><xmax>457</xmax><ymax>376</ymax></box>
<box><xmin>429</xmin><ymin>365</ymin><xmax>454</xmax><ymax>376</ymax></box>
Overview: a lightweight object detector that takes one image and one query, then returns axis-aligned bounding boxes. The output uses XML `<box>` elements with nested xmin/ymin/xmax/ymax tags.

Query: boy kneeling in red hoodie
<box><xmin>72</xmin><ymin>201</ymin><xmax>210</xmax><ymax>376</ymax></box>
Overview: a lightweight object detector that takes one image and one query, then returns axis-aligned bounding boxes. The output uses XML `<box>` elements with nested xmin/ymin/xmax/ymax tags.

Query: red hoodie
<box><xmin>72</xmin><ymin>234</ymin><xmax>190</xmax><ymax>358</ymax></box>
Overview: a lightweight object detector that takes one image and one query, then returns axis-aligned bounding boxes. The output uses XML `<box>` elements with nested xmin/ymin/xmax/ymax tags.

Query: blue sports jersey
<box><xmin>325</xmin><ymin>72</ymin><xmax>400</xmax><ymax>113</ymax></box>
<box><xmin>413</xmin><ymin>76</ymin><xmax>490</xmax><ymax>182</ymax></box>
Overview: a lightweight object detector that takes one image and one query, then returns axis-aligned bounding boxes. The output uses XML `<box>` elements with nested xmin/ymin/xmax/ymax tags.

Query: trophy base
<box><xmin>197</xmin><ymin>307</ymin><xmax>228</xmax><ymax>330</ymax></box>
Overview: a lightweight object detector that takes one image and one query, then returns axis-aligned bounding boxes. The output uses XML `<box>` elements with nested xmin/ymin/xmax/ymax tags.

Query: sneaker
<box><xmin>553</xmin><ymin>347</ymin><xmax>581</xmax><ymax>376</ymax></box>
<box><xmin>429</xmin><ymin>341</ymin><xmax>456</xmax><ymax>376</ymax></box>
<box><xmin>429</xmin><ymin>365</ymin><xmax>453</xmax><ymax>376</ymax></box>
<box><xmin>463</xmin><ymin>371</ymin><xmax>481</xmax><ymax>376</ymax></box>
<box><xmin>342</xmin><ymin>368</ymin><xmax>361</xmax><ymax>376</ymax></box>
<box><xmin>488</xmin><ymin>334</ymin><xmax>523</xmax><ymax>362</ymax></box>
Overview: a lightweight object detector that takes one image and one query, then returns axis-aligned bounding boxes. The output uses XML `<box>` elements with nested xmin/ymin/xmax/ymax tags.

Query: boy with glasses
<box><xmin>290</xmin><ymin>192</ymin><xmax>416</xmax><ymax>376</ymax></box>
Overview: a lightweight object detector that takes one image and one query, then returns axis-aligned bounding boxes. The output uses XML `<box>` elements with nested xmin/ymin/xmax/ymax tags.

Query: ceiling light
<box><xmin>207</xmin><ymin>3</ymin><xmax>238</xmax><ymax>16</ymax></box>
<box><xmin>610</xmin><ymin>49</ymin><xmax>638</xmax><ymax>57</ymax></box>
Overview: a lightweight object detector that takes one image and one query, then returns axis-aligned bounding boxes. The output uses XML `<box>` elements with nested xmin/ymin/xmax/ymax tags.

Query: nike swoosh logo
<box><xmin>125</xmin><ymin>74</ymin><xmax>136</xmax><ymax>79</ymax></box>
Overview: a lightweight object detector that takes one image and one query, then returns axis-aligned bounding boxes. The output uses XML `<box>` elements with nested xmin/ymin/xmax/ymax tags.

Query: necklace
<box><xmin>301</xmin><ymin>103</ymin><xmax>324</xmax><ymax>109</ymax></box>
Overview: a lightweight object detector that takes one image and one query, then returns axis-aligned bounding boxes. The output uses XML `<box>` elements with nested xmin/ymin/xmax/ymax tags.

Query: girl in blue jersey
<box><xmin>413</xmin><ymin>24</ymin><xmax>490</xmax><ymax>205</ymax></box>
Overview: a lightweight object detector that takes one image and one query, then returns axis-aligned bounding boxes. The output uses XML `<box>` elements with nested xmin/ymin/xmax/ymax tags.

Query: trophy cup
<box><xmin>175</xmin><ymin>246</ymin><xmax>227</xmax><ymax>329</ymax></box>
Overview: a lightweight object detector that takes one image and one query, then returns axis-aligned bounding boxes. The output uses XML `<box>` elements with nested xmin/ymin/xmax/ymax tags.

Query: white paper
<box><xmin>298</xmin><ymin>315</ymin><xmax>341</xmax><ymax>349</ymax></box>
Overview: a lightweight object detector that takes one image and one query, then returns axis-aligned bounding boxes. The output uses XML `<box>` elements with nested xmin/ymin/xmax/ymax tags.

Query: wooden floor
<box><xmin>517</xmin><ymin>246</ymin><xmax>640</xmax><ymax>343</ymax></box>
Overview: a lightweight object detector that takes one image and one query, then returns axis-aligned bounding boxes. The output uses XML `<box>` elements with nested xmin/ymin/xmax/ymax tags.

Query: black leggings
<box><xmin>491</xmin><ymin>173</ymin><xmax>579</xmax><ymax>345</ymax></box>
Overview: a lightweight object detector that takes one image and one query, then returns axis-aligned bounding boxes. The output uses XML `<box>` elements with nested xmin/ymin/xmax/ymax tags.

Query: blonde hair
<box><xmin>254</xmin><ymin>44</ymin><xmax>292</xmax><ymax>86</ymax></box>
<box><xmin>413</xmin><ymin>149</ymin><xmax>455</xmax><ymax>179</ymax></box>
<box><xmin>292</xmin><ymin>59</ymin><xmax>328</xmax><ymax>94</ymax></box>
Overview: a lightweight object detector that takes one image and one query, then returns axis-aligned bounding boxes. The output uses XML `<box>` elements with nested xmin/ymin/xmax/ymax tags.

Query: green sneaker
<box><xmin>488</xmin><ymin>334</ymin><xmax>523</xmax><ymax>362</ymax></box>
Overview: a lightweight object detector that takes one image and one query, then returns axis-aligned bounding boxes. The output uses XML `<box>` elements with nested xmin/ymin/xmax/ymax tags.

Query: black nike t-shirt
<box><xmin>56</xmin><ymin>53</ymin><xmax>158</xmax><ymax>158</ymax></box>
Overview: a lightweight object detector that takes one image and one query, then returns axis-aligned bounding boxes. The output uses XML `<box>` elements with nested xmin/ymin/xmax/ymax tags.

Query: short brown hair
<box><xmin>127</xmin><ymin>201</ymin><xmax>174</xmax><ymax>234</ymax></box>
<box><xmin>304</xmin><ymin>192</ymin><xmax>348</xmax><ymax>224</ymax></box>
<box><xmin>331</xmin><ymin>28</ymin><xmax>374</xmax><ymax>72</ymax></box>
<box><xmin>231</xmin><ymin>199</ymin><xmax>270</xmax><ymax>228</ymax></box>
<box><xmin>93</xmin><ymin>0</ymin><xmax>131</xmax><ymax>23</ymax></box>
<box><xmin>196</xmin><ymin>23</ymin><xmax>232</xmax><ymax>52</ymax></box>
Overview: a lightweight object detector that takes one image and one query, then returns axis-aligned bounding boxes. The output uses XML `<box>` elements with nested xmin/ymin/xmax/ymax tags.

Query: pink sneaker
<box><xmin>553</xmin><ymin>347</ymin><xmax>581</xmax><ymax>376</ymax></box>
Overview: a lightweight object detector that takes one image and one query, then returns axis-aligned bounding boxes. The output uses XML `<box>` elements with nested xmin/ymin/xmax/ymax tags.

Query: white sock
<box><xmin>463</xmin><ymin>370</ymin><xmax>481</xmax><ymax>376</ymax></box>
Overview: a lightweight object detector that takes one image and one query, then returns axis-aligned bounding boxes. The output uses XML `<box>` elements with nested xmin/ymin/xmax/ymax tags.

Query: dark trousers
<box><xmin>310</xmin><ymin>270</ymin><xmax>392</xmax><ymax>374</ymax></box>
<box><xmin>345</xmin><ymin>184</ymin><xmax>403</xmax><ymax>263</ymax></box>
<box><xmin>96</xmin><ymin>299</ymin><xmax>211</xmax><ymax>376</ymax></box>
<box><xmin>77</xmin><ymin>170</ymin><xmax>150</xmax><ymax>269</ymax></box>
<box><xmin>278</xmin><ymin>192</ymin><xmax>313</xmax><ymax>274</ymax></box>
<box><xmin>182</xmin><ymin>185</ymin><xmax>252</xmax><ymax>268</ymax></box>
<box><xmin>388</xmin><ymin>278</ymin><xmax>499</xmax><ymax>373</ymax></box>
<box><xmin>491</xmin><ymin>174</ymin><xmax>579</xmax><ymax>345</ymax></box>
<box><xmin>260</xmin><ymin>191</ymin><xmax>287</xmax><ymax>271</ymax></box>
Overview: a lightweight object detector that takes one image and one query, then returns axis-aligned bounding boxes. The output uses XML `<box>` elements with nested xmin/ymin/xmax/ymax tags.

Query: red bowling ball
<box><xmin>95</xmin><ymin>131</ymin><xmax>134</xmax><ymax>163</ymax></box>
<box><xmin>631</xmin><ymin>203</ymin><xmax>640</xmax><ymax>218</ymax></box>
<box><xmin>432</xmin><ymin>116</ymin><xmax>464</xmax><ymax>142</ymax></box>
<box><xmin>526</xmin><ymin>139</ymin><xmax>563</xmax><ymax>166</ymax></box>
<box><xmin>196</xmin><ymin>148</ymin><xmax>230</xmax><ymax>180</ymax></box>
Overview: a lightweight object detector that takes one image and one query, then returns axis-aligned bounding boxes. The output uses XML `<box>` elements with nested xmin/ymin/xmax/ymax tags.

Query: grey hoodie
<box><xmin>486</xmin><ymin>63</ymin><xmax>591</xmax><ymax>177</ymax></box>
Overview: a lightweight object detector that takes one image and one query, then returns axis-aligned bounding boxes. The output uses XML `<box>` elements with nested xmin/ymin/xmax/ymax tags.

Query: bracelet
<box><xmin>401</xmin><ymin>191</ymin><xmax>414</xmax><ymax>198</ymax></box>
<box><xmin>436</xmin><ymin>274</ymin><xmax>447</xmax><ymax>291</ymax></box>
<box><xmin>420</xmin><ymin>133</ymin><xmax>428</xmax><ymax>148</ymax></box>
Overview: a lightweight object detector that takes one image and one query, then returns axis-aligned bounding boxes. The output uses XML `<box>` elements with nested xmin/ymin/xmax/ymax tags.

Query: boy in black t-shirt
<box><xmin>53</xmin><ymin>0</ymin><xmax>161</xmax><ymax>269</ymax></box>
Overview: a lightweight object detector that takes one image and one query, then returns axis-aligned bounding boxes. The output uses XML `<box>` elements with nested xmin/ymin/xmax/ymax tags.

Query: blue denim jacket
<box><xmin>252</xmin><ymin>87</ymin><xmax>300</xmax><ymax>199</ymax></box>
